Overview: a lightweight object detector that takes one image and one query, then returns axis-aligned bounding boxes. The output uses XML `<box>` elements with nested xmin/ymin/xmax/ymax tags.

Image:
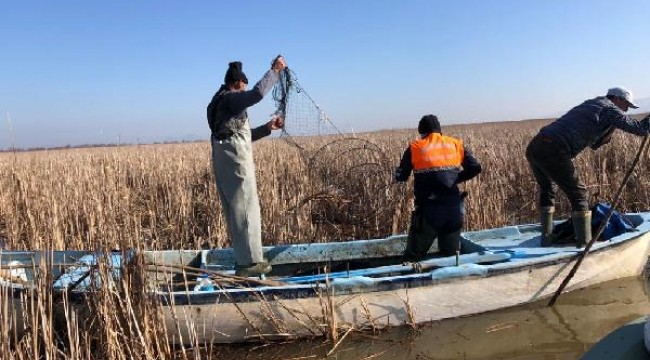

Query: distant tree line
<box><xmin>0</xmin><ymin>139</ymin><xmax>207</xmax><ymax>153</ymax></box>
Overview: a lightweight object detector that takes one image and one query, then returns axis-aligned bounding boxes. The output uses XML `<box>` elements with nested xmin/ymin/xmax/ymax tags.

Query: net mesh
<box><xmin>272</xmin><ymin>68</ymin><xmax>407</xmax><ymax>234</ymax></box>
<box><xmin>273</xmin><ymin>69</ymin><xmax>343</xmax><ymax>143</ymax></box>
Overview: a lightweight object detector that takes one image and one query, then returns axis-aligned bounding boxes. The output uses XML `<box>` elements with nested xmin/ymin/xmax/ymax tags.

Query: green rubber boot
<box><xmin>572</xmin><ymin>211</ymin><xmax>592</xmax><ymax>248</ymax></box>
<box><xmin>540</xmin><ymin>206</ymin><xmax>555</xmax><ymax>247</ymax></box>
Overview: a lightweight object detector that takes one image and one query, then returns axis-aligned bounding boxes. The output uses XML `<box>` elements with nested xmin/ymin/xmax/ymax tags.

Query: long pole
<box><xmin>548</xmin><ymin>134</ymin><xmax>650</xmax><ymax>306</ymax></box>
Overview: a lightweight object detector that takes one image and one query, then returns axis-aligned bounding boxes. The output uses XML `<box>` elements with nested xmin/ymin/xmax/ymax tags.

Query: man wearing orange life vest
<box><xmin>395</xmin><ymin>115</ymin><xmax>482</xmax><ymax>261</ymax></box>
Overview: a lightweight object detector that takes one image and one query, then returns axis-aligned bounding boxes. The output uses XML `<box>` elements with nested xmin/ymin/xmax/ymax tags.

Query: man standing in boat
<box><xmin>395</xmin><ymin>115</ymin><xmax>482</xmax><ymax>261</ymax></box>
<box><xmin>206</xmin><ymin>56</ymin><xmax>287</xmax><ymax>277</ymax></box>
<box><xmin>526</xmin><ymin>87</ymin><xmax>650</xmax><ymax>248</ymax></box>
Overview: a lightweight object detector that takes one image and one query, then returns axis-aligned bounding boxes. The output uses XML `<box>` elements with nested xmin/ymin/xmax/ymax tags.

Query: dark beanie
<box><xmin>418</xmin><ymin>115</ymin><xmax>441</xmax><ymax>134</ymax></box>
<box><xmin>224</xmin><ymin>61</ymin><xmax>248</xmax><ymax>84</ymax></box>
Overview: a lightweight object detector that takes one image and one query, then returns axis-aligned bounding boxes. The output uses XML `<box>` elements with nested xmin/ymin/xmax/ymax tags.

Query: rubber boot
<box><xmin>572</xmin><ymin>211</ymin><xmax>592</xmax><ymax>248</ymax></box>
<box><xmin>235</xmin><ymin>262</ymin><xmax>272</xmax><ymax>277</ymax></box>
<box><xmin>540</xmin><ymin>206</ymin><xmax>555</xmax><ymax>247</ymax></box>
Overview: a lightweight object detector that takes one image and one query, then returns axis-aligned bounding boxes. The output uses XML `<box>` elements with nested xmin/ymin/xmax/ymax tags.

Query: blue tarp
<box><xmin>592</xmin><ymin>202</ymin><xmax>635</xmax><ymax>240</ymax></box>
<box><xmin>551</xmin><ymin>202</ymin><xmax>635</xmax><ymax>242</ymax></box>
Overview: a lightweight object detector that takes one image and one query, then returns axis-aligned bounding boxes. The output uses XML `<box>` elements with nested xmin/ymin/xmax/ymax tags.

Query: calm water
<box><xmin>209</xmin><ymin>276</ymin><xmax>650</xmax><ymax>360</ymax></box>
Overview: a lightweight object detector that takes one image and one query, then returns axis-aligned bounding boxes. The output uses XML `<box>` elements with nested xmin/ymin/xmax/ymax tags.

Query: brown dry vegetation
<box><xmin>1</xmin><ymin>116</ymin><xmax>650</xmax><ymax>359</ymax></box>
<box><xmin>2</xmin><ymin>117</ymin><xmax>650</xmax><ymax>252</ymax></box>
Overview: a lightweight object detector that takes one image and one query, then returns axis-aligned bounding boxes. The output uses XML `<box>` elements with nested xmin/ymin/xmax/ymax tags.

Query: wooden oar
<box><xmin>548</xmin><ymin>133</ymin><xmax>650</xmax><ymax>306</ymax></box>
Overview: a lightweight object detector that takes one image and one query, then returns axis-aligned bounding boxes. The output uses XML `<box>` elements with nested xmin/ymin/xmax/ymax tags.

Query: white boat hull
<box><xmin>160</xmin><ymin>225</ymin><xmax>650</xmax><ymax>344</ymax></box>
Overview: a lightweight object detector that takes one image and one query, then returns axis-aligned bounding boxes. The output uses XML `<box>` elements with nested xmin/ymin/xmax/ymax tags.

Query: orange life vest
<box><xmin>410</xmin><ymin>133</ymin><xmax>464</xmax><ymax>171</ymax></box>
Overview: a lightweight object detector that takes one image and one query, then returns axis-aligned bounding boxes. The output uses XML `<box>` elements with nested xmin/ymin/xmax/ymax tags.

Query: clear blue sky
<box><xmin>1</xmin><ymin>1</ymin><xmax>649</xmax><ymax>148</ymax></box>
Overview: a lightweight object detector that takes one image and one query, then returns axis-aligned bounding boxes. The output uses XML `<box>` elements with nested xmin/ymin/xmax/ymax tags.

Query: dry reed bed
<box><xmin>1</xmin><ymin>253</ymin><xmax>362</xmax><ymax>359</ymax></box>
<box><xmin>1</xmin><ymin>118</ymin><xmax>650</xmax><ymax>359</ymax></box>
<box><xmin>2</xmin><ymin>118</ymin><xmax>649</xmax><ymax>251</ymax></box>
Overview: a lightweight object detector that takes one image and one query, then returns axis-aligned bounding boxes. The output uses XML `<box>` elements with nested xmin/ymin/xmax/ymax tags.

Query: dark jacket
<box><xmin>207</xmin><ymin>69</ymin><xmax>279</xmax><ymax>141</ymax></box>
<box><xmin>395</xmin><ymin>134</ymin><xmax>482</xmax><ymax>205</ymax></box>
<box><xmin>540</xmin><ymin>96</ymin><xmax>650</xmax><ymax>158</ymax></box>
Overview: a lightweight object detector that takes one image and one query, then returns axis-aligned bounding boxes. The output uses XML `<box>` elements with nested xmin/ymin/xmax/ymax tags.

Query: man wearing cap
<box><xmin>395</xmin><ymin>115</ymin><xmax>482</xmax><ymax>261</ymax></box>
<box><xmin>526</xmin><ymin>87</ymin><xmax>650</xmax><ymax>248</ymax></box>
<box><xmin>206</xmin><ymin>56</ymin><xmax>287</xmax><ymax>277</ymax></box>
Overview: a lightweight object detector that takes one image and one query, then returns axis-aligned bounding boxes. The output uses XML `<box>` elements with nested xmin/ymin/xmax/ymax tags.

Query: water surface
<box><xmin>209</xmin><ymin>276</ymin><xmax>650</xmax><ymax>359</ymax></box>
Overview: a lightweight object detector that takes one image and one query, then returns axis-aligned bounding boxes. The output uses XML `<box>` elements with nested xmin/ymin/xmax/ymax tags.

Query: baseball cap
<box><xmin>607</xmin><ymin>87</ymin><xmax>638</xmax><ymax>109</ymax></box>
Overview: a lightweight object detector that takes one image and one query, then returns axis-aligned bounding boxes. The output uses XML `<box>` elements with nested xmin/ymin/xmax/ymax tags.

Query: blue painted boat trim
<box><xmin>6</xmin><ymin>214</ymin><xmax>650</xmax><ymax>307</ymax></box>
<box><xmin>155</xmin><ymin>213</ymin><xmax>650</xmax><ymax>306</ymax></box>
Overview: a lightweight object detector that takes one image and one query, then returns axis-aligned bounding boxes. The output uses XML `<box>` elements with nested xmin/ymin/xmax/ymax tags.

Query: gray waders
<box><xmin>211</xmin><ymin>124</ymin><xmax>265</xmax><ymax>267</ymax></box>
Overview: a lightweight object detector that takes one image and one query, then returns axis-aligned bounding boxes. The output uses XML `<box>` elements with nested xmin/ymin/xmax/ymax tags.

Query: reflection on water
<box><xmin>207</xmin><ymin>276</ymin><xmax>650</xmax><ymax>360</ymax></box>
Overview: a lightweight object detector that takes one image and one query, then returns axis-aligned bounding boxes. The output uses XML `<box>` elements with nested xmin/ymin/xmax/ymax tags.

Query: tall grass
<box><xmin>1</xmin><ymin>116</ymin><xmax>649</xmax><ymax>358</ymax></box>
<box><xmin>2</xmin><ymin>118</ymin><xmax>649</xmax><ymax>251</ymax></box>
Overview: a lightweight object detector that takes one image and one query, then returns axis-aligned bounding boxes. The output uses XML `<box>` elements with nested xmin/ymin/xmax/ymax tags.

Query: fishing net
<box><xmin>272</xmin><ymin>69</ymin><xmax>343</xmax><ymax>150</ymax></box>
<box><xmin>272</xmin><ymin>68</ymin><xmax>407</xmax><ymax>232</ymax></box>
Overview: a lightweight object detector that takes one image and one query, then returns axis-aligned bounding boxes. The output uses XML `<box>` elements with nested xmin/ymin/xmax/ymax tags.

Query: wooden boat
<box><xmin>3</xmin><ymin>212</ymin><xmax>650</xmax><ymax>345</ymax></box>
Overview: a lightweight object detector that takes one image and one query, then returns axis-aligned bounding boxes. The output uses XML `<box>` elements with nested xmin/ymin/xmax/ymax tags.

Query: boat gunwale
<box><xmin>151</xmin><ymin>225</ymin><xmax>649</xmax><ymax>306</ymax></box>
<box><xmin>4</xmin><ymin>214</ymin><xmax>649</xmax><ymax>306</ymax></box>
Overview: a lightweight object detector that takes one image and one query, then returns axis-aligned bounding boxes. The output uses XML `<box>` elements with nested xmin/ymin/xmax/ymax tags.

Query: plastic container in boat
<box><xmin>194</xmin><ymin>274</ymin><xmax>215</xmax><ymax>291</ymax></box>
